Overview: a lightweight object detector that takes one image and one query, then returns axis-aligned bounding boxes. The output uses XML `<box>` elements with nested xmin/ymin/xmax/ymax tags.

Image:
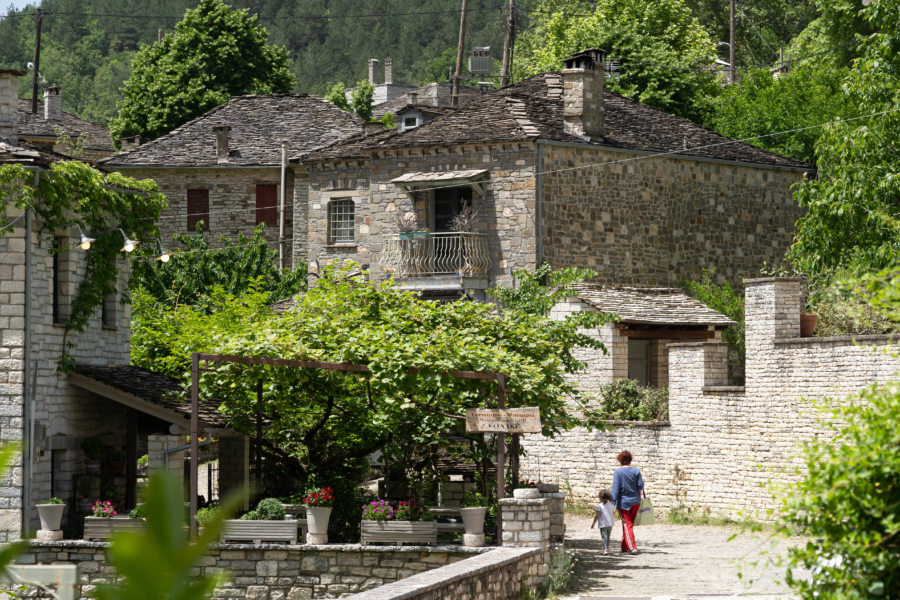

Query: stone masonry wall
<box><xmin>121</xmin><ymin>167</ymin><xmax>297</xmax><ymax>268</ymax></box>
<box><xmin>18</xmin><ymin>541</ymin><xmax>493</xmax><ymax>599</ymax></box>
<box><xmin>306</xmin><ymin>143</ymin><xmax>538</xmax><ymax>288</ymax></box>
<box><xmin>540</xmin><ymin>142</ymin><xmax>806</xmax><ymax>287</ymax></box>
<box><xmin>521</xmin><ymin>278</ymin><xmax>899</xmax><ymax>520</ymax></box>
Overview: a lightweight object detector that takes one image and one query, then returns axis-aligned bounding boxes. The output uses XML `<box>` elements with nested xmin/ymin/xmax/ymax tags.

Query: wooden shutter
<box><xmin>256</xmin><ymin>184</ymin><xmax>278</xmax><ymax>227</ymax></box>
<box><xmin>187</xmin><ymin>189</ymin><xmax>209</xmax><ymax>231</ymax></box>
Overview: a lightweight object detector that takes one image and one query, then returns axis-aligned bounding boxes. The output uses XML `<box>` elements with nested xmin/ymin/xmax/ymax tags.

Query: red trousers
<box><xmin>618</xmin><ymin>503</ymin><xmax>640</xmax><ymax>552</ymax></box>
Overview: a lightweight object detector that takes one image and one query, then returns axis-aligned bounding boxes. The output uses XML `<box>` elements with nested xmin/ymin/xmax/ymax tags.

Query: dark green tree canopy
<box><xmin>109</xmin><ymin>0</ymin><xmax>295</xmax><ymax>144</ymax></box>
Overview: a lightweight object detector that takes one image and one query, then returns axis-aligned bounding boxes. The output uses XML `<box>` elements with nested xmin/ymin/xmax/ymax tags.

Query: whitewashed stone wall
<box><xmin>522</xmin><ymin>278</ymin><xmax>899</xmax><ymax>520</ymax></box>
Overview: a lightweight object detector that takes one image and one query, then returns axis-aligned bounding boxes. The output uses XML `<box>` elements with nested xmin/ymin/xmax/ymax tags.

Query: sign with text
<box><xmin>465</xmin><ymin>407</ymin><xmax>542</xmax><ymax>434</ymax></box>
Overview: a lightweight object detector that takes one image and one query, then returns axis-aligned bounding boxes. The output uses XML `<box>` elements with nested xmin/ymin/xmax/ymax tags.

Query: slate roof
<box><xmin>17</xmin><ymin>99</ymin><xmax>113</xmax><ymax>152</ymax></box>
<box><xmin>573</xmin><ymin>285</ymin><xmax>736</xmax><ymax>327</ymax></box>
<box><xmin>0</xmin><ymin>140</ymin><xmax>58</xmax><ymax>167</ymax></box>
<box><xmin>304</xmin><ymin>72</ymin><xmax>809</xmax><ymax>169</ymax></box>
<box><xmin>72</xmin><ymin>364</ymin><xmax>229</xmax><ymax>429</ymax></box>
<box><xmin>99</xmin><ymin>94</ymin><xmax>363</xmax><ymax>169</ymax></box>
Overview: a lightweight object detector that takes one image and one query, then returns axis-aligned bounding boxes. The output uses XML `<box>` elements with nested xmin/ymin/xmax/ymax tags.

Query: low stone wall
<box><xmin>18</xmin><ymin>541</ymin><xmax>491</xmax><ymax>599</ymax></box>
<box><xmin>343</xmin><ymin>547</ymin><xmax>542</xmax><ymax>600</ymax></box>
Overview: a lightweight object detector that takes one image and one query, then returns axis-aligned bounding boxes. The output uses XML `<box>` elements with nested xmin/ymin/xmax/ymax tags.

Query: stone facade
<box><xmin>521</xmin><ymin>278</ymin><xmax>899</xmax><ymax>519</ymax></box>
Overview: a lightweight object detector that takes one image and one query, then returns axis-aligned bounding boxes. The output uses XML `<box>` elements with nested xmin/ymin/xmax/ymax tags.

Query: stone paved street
<box><xmin>558</xmin><ymin>515</ymin><xmax>806</xmax><ymax>600</ymax></box>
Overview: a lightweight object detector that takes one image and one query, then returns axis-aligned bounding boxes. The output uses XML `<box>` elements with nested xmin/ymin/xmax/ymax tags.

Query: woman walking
<box><xmin>611</xmin><ymin>450</ymin><xmax>644</xmax><ymax>554</ymax></box>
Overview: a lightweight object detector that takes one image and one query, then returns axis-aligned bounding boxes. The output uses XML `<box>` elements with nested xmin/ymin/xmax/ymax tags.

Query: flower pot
<box><xmin>800</xmin><ymin>313</ymin><xmax>817</xmax><ymax>337</ymax></box>
<box><xmin>305</xmin><ymin>506</ymin><xmax>332</xmax><ymax>535</ymax></box>
<box><xmin>360</xmin><ymin>520</ymin><xmax>437</xmax><ymax>546</ymax></box>
<box><xmin>399</xmin><ymin>231</ymin><xmax>415</xmax><ymax>240</ymax></box>
<box><xmin>36</xmin><ymin>504</ymin><xmax>65</xmax><ymax>531</ymax></box>
<box><xmin>459</xmin><ymin>507</ymin><xmax>486</xmax><ymax>535</ymax></box>
<box><xmin>411</xmin><ymin>230</ymin><xmax>429</xmax><ymax>239</ymax></box>
<box><xmin>85</xmin><ymin>460</ymin><xmax>101</xmax><ymax>475</ymax></box>
<box><xmin>513</xmin><ymin>488</ymin><xmax>540</xmax><ymax>499</ymax></box>
<box><xmin>84</xmin><ymin>516</ymin><xmax>145</xmax><ymax>540</ymax></box>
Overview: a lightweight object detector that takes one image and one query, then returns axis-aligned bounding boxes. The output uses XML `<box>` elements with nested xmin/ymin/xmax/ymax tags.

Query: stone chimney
<box><xmin>368</xmin><ymin>58</ymin><xmax>380</xmax><ymax>84</ymax></box>
<box><xmin>119</xmin><ymin>135</ymin><xmax>141</xmax><ymax>151</ymax></box>
<box><xmin>0</xmin><ymin>69</ymin><xmax>25</xmax><ymax>145</ymax></box>
<box><xmin>363</xmin><ymin>121</ymin><xmax>383</xmax><ymax>135</ymax></box>
<box><xmin>213</xmin><ymin>125</ymin><xmax>231</xmax><ymax>163</ymax></box>
<box><xmin>561</xmin><ymin>48</ymin><xmax>605</xmax><ymax>139</ymax></box>
<box><xmin>384</xmin><ymin>58</ymin><xmax>393</xmax><ymax>85</ymax></box>
<box><xmin>43</xmin><ymin>86</ymin><xmax>62</xmax><ymax>122</ymax></box>
<box><xmin>407</xmin><ymin>92</ymin><xmax>418</xmax><ymax>106</ymax></box>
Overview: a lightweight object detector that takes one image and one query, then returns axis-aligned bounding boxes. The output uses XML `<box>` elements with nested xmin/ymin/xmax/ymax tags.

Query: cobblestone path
<box><xmin>557</xmin><ymin>515</ymin><xmax>806</xmax><ymax>600</ymax></box>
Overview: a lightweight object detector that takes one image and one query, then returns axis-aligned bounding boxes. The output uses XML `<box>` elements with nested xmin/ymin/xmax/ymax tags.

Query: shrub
<box><xmin>814</xmin><ymin>284</ymin><xmax>896</xmax><ymax>336</ymax></box>
<box><xmin>195</xmin><ymin>506</ymin><xmax>222</xmax><ymax>528</ymax></box>
<box><xmin>254</xmin><ymin>498</ymin><xmax>285</xmax><ymax>520</ymax></box>
<box><xmin>361</xmin><ymin>500</ymin><xmax>394</xmax><ymax>521</ymax></box>
<box><xmin>393</xmin><ymin>499</ymin><xmax>425</xmax><ymax>522</ymax></box>
<box><xmin>591</xmin><ymin>379</ymin><xmax>669</xmax><ymax>421</ymax></box>
<box><xmin>683</xmin><ymin>269</ymin><xmax>744</xmax><ymax>368</ymax></box>
<box><xmin>128</xmin><ymin>505</ymin><xmax>146</xmax><ymax>519</ymax></box>
<box><xmin>240</xmin><ymin>510</ymin><xmax>259</xmax><ymax>520</ymax></box>
<box><xmin>42</xmin><ymin>497</ymin><xmax>63</xmax><ymax>505</ymax></box>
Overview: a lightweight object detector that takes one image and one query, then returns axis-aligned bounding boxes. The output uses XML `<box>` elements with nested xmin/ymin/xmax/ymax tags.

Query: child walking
<box><xmin>590</xmin><ymin>489</ymin><xmax>615</xmax><ymax>555</ymax></box>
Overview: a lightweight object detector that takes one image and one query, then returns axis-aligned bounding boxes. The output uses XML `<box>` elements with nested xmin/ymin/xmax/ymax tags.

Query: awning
<box><xmin>390</xmin><ymin>169</ymin><xmax>488</xmax><ymax>198</ymax></box>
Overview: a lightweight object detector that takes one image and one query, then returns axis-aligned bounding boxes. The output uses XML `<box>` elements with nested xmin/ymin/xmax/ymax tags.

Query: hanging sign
<box><xmin>465</xmin><ymin>407</ymin><xmax>542</xmax><ymax>434</ymax></box>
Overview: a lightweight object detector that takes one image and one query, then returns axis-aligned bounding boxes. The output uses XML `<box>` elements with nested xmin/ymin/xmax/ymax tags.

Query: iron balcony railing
<box><xmin>381</xmin><ymin>232</ymin><xmax>491</xmax><ymax>278</ymax></box>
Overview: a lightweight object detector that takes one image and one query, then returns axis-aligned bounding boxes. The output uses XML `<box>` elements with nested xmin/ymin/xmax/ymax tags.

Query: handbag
<box><xmin>635</xmin><ymin>495</ymin><xmax>655</xmax><ymax>526</ymax></box>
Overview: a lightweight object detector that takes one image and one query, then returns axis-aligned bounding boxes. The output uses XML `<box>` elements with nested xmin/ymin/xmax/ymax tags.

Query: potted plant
<box><xmin>221</xmin><ymin>497</ymin><xmax>298</xmax><ymax>544</ymax></box>
<box><xmin>302</xmin><ymin>486</ymin><xmax>334</xmax><ymax>538</ymax></box>
<box><xmin>81</xmin><ymin>436</ymin><xmax>104</xmax><ymax>474</ymax></box>
<box><xmin>195</xmin><ymin>505</ymin><xmax>221</xmax><ymax>536</ymax></box>
<box><xmin>360</xmin><ymin>498</ymin><xmax>437</xmax><ymax>546</ymax></box>
<box><xmin>459</xmin><ymin>490</ymin><xmax>487</xmax><ymax>535</ymax></box>
<box><xmin>395</xmin><ymin>212</ymin><xmax>418</xmax><ymax>240</ymax></box>
<box><xmin>36</xmin><ymin>497</ymin><xmax>65</xmax><ymax>531</ymax></box>
<box><xmin>513</xmin><ymin>478</ymin><xmax>541</xmax><ymax>499</ymax></box>
<box><xmin>84</xmin><ymin>499</ymin><xmax>147</xmax><ymax>540</ymax></box>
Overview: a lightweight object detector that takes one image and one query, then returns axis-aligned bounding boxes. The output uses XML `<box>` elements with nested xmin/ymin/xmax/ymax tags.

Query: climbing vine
<box><xmin>0</xmin><ymin>160</ymin><xmax>166</xmax><ymax>367</ymax></box>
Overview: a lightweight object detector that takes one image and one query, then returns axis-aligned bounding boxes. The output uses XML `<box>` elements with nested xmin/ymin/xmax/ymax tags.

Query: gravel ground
<box><xmin>556</xmin><ymin>514</ymin><xmax>806</xmax><ymax>599</ymax></box>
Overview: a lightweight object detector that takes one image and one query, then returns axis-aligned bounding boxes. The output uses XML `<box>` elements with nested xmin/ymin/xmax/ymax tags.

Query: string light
<box><xmin>154</xmin><ymin>239</ymin><xmax>173</xmax><ymax>262</ymax></box>
<box><xmin>117</xmin><ymin>228</ymin><xmax>139</xmax><ymax>253</ymax></box>
<box><xmin>73</xmin><ymin>224</ymin><xmax>95</xmax><ymax>250</ymax></box>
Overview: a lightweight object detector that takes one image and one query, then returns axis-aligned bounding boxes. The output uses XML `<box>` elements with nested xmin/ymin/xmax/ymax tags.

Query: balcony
<box><xmin>381</xmin><ymin>232</ymin><xmax>491</xmax><ymax>289</ymax></box>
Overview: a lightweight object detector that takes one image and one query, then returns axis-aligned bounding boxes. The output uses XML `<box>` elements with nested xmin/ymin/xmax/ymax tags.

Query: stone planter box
<box><xmin>220</xmin><ymin>520</ymin><xmax>299</xmax><ymax>545</ymax></box>
<box><xmin>83</xmin><ymin>516</ymin><xmax>145</xmax><ymax>540</ymax></box>
<box><xmin>360</xmin><ymin>520</ymin><xmax>437</xmax><ymax>546</ymax></box>
<box><xmin>512</xmin><ymin>488</ymin><xmax>540</xmax><ymax>499</ymax></box>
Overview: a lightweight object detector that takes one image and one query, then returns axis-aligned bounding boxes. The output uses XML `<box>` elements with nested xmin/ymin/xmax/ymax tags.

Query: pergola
<box><xmin>189</xmin><ymin>352</ymin><xmax>514</xmax><ymax>540</ymax></box>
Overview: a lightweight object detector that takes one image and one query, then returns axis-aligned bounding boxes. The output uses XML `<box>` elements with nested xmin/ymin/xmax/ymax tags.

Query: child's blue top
<box><xmin>611</xmin><ymin>466</ymin><xmax>644</xmax><ymax>510</ymax></box>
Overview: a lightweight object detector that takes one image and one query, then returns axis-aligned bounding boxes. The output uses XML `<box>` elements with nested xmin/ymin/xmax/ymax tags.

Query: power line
<box><xmin>40</xmin><ymin>6</ymin><xmax>505</xmax><ymax>21</ymax></box>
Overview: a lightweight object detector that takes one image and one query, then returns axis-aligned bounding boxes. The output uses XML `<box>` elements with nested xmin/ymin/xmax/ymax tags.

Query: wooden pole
<box><xmin>451</xmin><ymin>0</ymin><xmax>468</xmax><ymax>107</ymax></box>
<box><xmin>30</xmin><ymin>8</ymin><xmax>43</xmax><ymax>115</ymax></box>
<box><xmin>496</xmin><ymin>373</ymin><xmax>506</xmax><ymax>544</ymax></box>
<box><xmin>499</xmin><ymin>0</ymin><xmax>516</xmax><ymax>88</ymax></box>
<box><xmin>729</xmin><ymin>0</ymin><xmax>736</xmax><ymax>84</ymax></box>
<box><xmin>256</xmin><ymin>379</ymin><xmax>263</xmax><ymax>490</ymax></box>
<box><xmin>190</xmin><ymin>353</ymin><xmax>199</xmax><ymax>537</ymax></box>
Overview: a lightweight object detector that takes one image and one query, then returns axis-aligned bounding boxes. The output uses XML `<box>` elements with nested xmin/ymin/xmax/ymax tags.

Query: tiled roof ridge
<box><xmin>574</xmin><ymin>284</ymin><xmax>690</xmax><ymax>294</ymax></box>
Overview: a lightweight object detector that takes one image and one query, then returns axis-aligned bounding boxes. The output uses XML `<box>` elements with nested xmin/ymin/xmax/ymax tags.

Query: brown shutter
<box><xmin>256</xmin><ymin>184</ymin><xmax>278</xmax><ymax>227</ymax></box>
<box><xmin>187</xmin><ymin>189</ymin><xmax>209</xmax><ymax>231</ymax></box>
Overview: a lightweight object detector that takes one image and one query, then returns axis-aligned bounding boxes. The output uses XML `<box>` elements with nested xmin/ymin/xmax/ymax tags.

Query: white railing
<box><xmin>382</xmin><ymin>233</ymin><xmax>491</xmax><ymax>278</ymax></box>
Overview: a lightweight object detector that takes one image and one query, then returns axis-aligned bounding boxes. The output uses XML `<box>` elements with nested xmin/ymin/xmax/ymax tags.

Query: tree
<box><xmin>706</xmin><ymin>64</ymin><xmax>852</xmax><ymax>164</ymax></box>
<box><xmin>324</xmin><ymin>79</ymin><xmax>374</xmax><ymax>121</ymax></box>
<box><xmin>787</xmin><ymin>0</ymin><xmax>900</xmax><ymax>278</ymax></box>
<box><xmin>109</xmin><ymin>0</ymin><xmax>295</xmax><ymax>145</ymax></box>
<box><xmin>514</xmin><ymin>0</ymin><xmax>720</xmax><ymax>122</ymax></box>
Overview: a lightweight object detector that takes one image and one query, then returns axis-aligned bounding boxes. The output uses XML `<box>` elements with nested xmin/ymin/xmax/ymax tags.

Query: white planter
<box><xmin>459</xmin><ymin>507</ymin><xmax>486</xmax><ymax>535</ymax></box>
<box><xmin>305</xmin><ymin>506</ymin><xmax>332</xmax><ymax>535</ymax></box>
<box><xmin>36</xmin><ymin>504</ymin><xmax>65</xmax><ymax>531</ymax></box>
<box><xmin>513</xmin><ymin>488</ymin><xmax>540</xmax><ymax>499</ymax></box>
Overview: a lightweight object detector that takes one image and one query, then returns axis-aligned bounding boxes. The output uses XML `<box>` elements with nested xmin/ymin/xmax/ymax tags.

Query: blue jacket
<box><xmin>611</xmin><ymin>466</ymin><xmax>644</xmax><ymax>510</ymax></box>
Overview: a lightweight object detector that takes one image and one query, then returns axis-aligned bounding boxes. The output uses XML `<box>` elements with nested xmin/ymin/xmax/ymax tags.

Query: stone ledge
<box><xmin>702</xmin><ymin>386</ymin><xmax>745</xmax><ymax>393</ymax></box>
<box><xmin>593</xmin><ymin>419</ymin><xmax>671</xmax><ymax>428</ymax></box>
<box><xmin>27</xmin><ymin>540</ymin><xmax>492</xmax><ymax>555</ymax></box>
<box><xmin>773</xmin><ymin>334</ymin><xmax>897</xmax><ymax>347</ymax></box>
<box><xmin>743</xmin><ymin>277</ymin><xmax>807</xmax><ymax>285</ymax></box>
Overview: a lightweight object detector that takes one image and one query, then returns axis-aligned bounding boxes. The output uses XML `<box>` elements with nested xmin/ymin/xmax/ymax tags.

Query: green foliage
<box><xmin>95</xmin><ymin>471</ymin><xmax>241</xmax><ymax>600</ymax></box>
<box><xmin>778</xmin><ymin>381</ymin><xmax>900</xmax><ymax>599</ymax></box>
<box><xmin>546</xmin><ymin>549</ymin><xmax>578</xmax><ymax>597</ymax></box>
<box><xmin>194</xmin><ymin>506</ymin><xmax>221</xmax><ymax>528</ymax></box>
<box><xmin>254</xmin><ymin>497</ymin><xmax>285</xmax><ymax>520</ymax></box>
<box><xmin>706</xmin><ymin>64</ymin><xmax>852</xmax><ymax>163</ymax></box>
<box><xmin>584</xmin><ymin>379</ymin><xmax>669</xmax><ymax>422</ymax></box>
<box><xmin>325</xmin><ymin>79</ymin><xmax>375</xmax><ymax>121</ymax></box>
<box><xmin>323</xmin><ymin>82</ymin><xmax>351</xmax><ymax>112</ymax></box>
<box><xmin>131</xmin><ymin>226</ymin><xmax>306</xmax><ymax>309</ymax></box>
<box><xmin>683</xmin><ymin>268</ymin><xmax>745</xmax><ymax>366</ymax></box>
<box><xmin>461</xmin><ymin>489</ymin><xmax>489</xmax><ymax>508</ymax></box>
<box><xmin>109</xmin><ymin>0</ymin><xmax>295</xmax><ymax>144</ymax></box>
<box><xmin>814</xmin><ymin>281</ymin><xmax>897</xmax><ymax>336</ymax></box>
<box><xmin>128</xmin><ymin>505</ymin><xmax>146</xmax><ymax>519</ymax></box>
<box><xmin>515</xmin><ymin>0</ymin><xmax>720</xmax><ymax>122</ymax></box>
<box><xmin>42</xmin><ymin>497</ymin><xmax>64</xmax><ymax>505</ymax></box>
<box><xmin>788</xmin><ymin>0</ymin><xmax>900</xmax><ymax>279</ymax></box>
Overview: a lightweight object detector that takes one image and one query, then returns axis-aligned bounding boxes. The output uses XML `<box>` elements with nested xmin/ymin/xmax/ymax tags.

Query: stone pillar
<box><xmin>43</xmin><ymin>86</ymin><xmax>61</xmax><ymax>122</ymax></box>
<box><xmin>0</xmin><ymin>69</ymin><xmax>25</xmax><ymax>145</ymax></box>
<box><xmin>213</xmin><ymin>125</ymin><xmax>231</xmax><ymax>164</ymax></box>
<box><xmin>218</xmin><ymin>435</ymin><xmax>250</xmax><ymax>511</ymax></box>
<box><xmin>500</xmin><ymin>497</ymin><xmax>550</xmax><ymax>585</ymax></box>
<box><xmin>743</xmin><ymin>277</ymin><xmax>807</xmax><ymax>385</ymax></box>
<box><xmin>538</xmin><ymin>483</ymin><xmax>566</xmax><ymax>543</ymax></box>
<box><xmin>147</xmin><ymin>434</ymin><xmax>185</xmax><ymax>489</ymax></box>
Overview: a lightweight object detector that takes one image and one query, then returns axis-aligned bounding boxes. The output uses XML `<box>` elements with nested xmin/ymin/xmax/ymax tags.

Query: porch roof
<box><xmin>574</xmin><ymin>285</ymin><xmax>736</xmax><ymax>327</ymax></box>
<box><xmin>390</xmin><ymin>169</ymin><xmax>488</xmax><ymax>185</ymax></box>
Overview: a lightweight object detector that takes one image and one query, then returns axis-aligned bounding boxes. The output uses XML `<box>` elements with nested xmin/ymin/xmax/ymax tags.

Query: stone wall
<box><xmin>18</xmin><ymin>541</ymin><xmax>495</xmax><ymax>599</ymax></box>
<box><xmin>120</xmin><ymin>167</ymin><xmax>298</xmax><ymax>268</ymax></box>
<box><xmin>521</xmin><ymin>278</ymin><xmax>899</xmax><ymax>519</ymax></box>
<box><xmin>539</xmin><ymin>141</ymin><xmax>806</xmax><ymax>287</ymax></box>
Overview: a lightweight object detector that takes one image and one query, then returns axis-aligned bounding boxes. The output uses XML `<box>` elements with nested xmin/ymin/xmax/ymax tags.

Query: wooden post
<box><xmin>500</xmin><ymin>0</ymin><xmax>516</xmax><ymax>88</ymax></box>
<box><xmin>30</xmin><ymin>8</ymin><xmax>43</xmax><ymax>115</ymax></box>
<box><xmin>451</xmin><ymin>0</ymin><xmax>468</xmax><ymax>107</ymax></box>
<box><xmin>496</xmin><ymin>373</ymin><xmax>506</xmax><ymax>544</ymax></box>
<box><xmin>190</xmin><ymin>353</ymin><xmax>199</xmax><ymax>537</ymax></box>
<box><xmin>126</xmin><ymin>409</ymin><xmax>138</xmax><ymax>510</ymax></box>
<box><xmin>729</xmin><ymin>0</ymin><xmax>736</xmax><ymax>84</ymax></box>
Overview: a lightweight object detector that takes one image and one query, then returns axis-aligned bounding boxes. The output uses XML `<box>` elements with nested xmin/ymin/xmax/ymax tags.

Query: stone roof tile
<box><xmin>574</xmin><ymin>284</ymin><xmax>736</xmax><ymax>326</ymax></box>
<box><xmin>17</xmin><ymin>99</ymin><xmax>113</xmax><ymax>151</ymax></box>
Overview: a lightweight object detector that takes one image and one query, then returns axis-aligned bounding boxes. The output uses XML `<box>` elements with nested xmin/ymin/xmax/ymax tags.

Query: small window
<box><xmin>187</xmin><ymin>189</ymin><xmax>209</xmax><ymax>231</ymax></box>
<box><xmin>627</xmin><ymin>339</ymin><xmax>650</xmax><ymax>386</ymax></box>
<box><xmin>52</xmin><ymin>236</ymin><xmax>65</xmax><ymax>324</ymax></box>
<box><xmin>101</xmin><ymin>292</ymin><xmax>117</xmax><ymax>329</ymax></box>
<box><xmin>403</xmin><ymin>116</ymin><xmax>418</xmax><ymax>129</ymax></box>
<box><xmin>328</xmin><ymin>199</ymin><xmax>355</xmax><ymax>245</ymax></box>
<box><xmin>256</xmin><ymin>184</ymin><xmax>278</xmax><ymax>227</ymax></box>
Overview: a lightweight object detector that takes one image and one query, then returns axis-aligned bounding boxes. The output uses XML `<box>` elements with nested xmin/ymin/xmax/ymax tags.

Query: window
<box><xmin>328</xmin><ymin>199</ymin><xmax>355</xmax><ymax>245</ymax></box>
<box><xmin>403</xmin><ymin>116</ymin><xmax>418</xmax><ymax>129</ymax></box>
<box><xmin>627</xmin><ymin>339</ymin><xmax>650</xmax><ymax>386</ymax></box>
<box><xmin>187</xmin><ymin>189</ymin><xmax>209</xmax><ymax>231</ymax></box>
<box><xmin>101</xmin><ymin>292</ymin><xmax>117</xmax><ymax>328</ymax></box>
<box><xmin>256</xmin><ymin>184</ymin><xmax>278</xmax><ymax>227</ymax></box>
<box><xmin>432</xmin><ymin>186</ymin><xmax>472</xmax><ymax>232</ymax></box>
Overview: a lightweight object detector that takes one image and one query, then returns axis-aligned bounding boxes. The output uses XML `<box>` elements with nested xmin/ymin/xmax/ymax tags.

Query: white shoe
<box><xmin>631</xmin><ymin>549</ymin><xmax>639</xmax><ymax>554</ymax></box>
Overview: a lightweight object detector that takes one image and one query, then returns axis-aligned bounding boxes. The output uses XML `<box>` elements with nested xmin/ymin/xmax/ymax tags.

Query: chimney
<box><xmin>213</xmin><ymin>125</ymin><xmax>231</xmax><ymax>163</ymax></box>
<box><xmin>384</xmin><ymin>58</ymin><xmax>393</xmax><ymax>85</ymax></box>
<box><xmin>363</xmin><ymin>121</ymin><xmax>383</xmax><ymax>135</ymax></box>
<box><xmin>43</xmin><ymin>85</ymin><xmax>62</xmax><ymax>121</ymax></box>
<box><xmin>0</xmin><ymin>69</ymin><xmax>25</xmax><ymax>145</ymax></box>
<box><xmin>368</xmin><ymin>58</ymin><xmax>380</xmax><ymax>84</ymax></box>
<box><xmin>407</xmin><ymin>92</ymin><xmax>418</xmax><ymax>106</ymax></box>
<box><xmin>561</xmin><ymin>48</ymin><xmax>605</xmax><ymax>139</ymax></box>
<box><xmin>119</xmin><ymin>135</ymin><xmax>141</xmax><ymax>151</ymax></box>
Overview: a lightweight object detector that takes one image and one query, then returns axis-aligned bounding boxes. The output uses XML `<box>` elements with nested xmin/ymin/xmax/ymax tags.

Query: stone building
<box><xmin>98</xmin><ymin>95</ymin><xmax>363</xmax><ymax>266</ymax></box>
<box><xmin>300</xmin><ymin>48</ymin><xmax>810</xmax><ymax>297</ymax></box>
<box><xmin>17</xmin><ymin>87</ymin><xmax>114</xmax><ymax>163</ymax></box>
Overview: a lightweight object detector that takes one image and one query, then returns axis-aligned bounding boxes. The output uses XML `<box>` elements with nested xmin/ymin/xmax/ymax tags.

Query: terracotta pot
<box><xmin>305</xmin><ymin>506</ymin><xmax>332</xmax><ymax>535</ymax></box>
<box><xmin>36</xmin><ymin>503</ymin><xmax>65</xmax><ymax>531</ymax></box>
<box><xmin>800</xmin><ymin>313</ymin><xmax>817</xmax><ymax>337</ymax></box>
<box><xmin>459</xmin><ymin>507</ymin><xmax>486</xmax><ymax>534</ymax></box>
